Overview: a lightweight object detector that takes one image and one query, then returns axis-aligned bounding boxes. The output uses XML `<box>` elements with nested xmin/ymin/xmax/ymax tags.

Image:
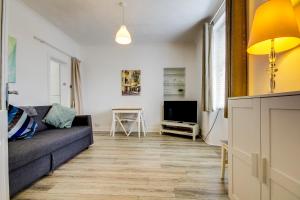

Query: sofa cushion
<box><xmin>32</xmin><ymin>106</ymin><xmax>51</xmax><ymax>133</ymax></box>
<box><xmin>20</xmin><ymin>106</ymin><xmax>38</xmax><ymax>117</ymax></box>
<box><xmin>43</xmin><ymin>104</ymin><xmax>76</xmax><ymax>129</ymax></box>
<box><xmin>8</xmin><ymin>105</ymin><xmax>38</xmax><ymax>141</ymax></box>
<box><xmin>9</xmin><ymin>126</ymin><xmax>92</xmax><ymax>172</ymax></box>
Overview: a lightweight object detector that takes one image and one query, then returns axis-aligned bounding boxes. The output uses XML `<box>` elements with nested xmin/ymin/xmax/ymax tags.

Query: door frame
<box><xmin>0</xmin><ymin>0</ymin><xmax>10</xmax><ymax>199</ymax></box>
<box><xmin>47</xmin><ymin>53</ymin><xmax>70</xmax><ymax>107</ymax></box>
<box><xmin>48</xmin><ymin>58</ymin><xmax>62</xmax><ymax>104</ymax></box>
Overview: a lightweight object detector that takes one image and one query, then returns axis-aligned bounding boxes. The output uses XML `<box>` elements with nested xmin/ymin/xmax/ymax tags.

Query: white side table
<box><xmin>110</xmin><ymin>107</ymin><xmax>146</xmax><ymax>138</ymax></box>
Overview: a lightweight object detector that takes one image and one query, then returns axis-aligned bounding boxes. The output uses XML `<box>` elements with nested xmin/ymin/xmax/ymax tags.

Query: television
<box><xmin>164</xmin><ymin>101</ymin><xmax>197</xmax><ymax>123</ymax></box>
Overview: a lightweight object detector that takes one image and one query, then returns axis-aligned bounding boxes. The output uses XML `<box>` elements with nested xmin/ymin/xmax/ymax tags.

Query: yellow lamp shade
<box><xmin>248</xmin><ymin>0</ymin><xmax>300</xmax><ymax>55</ymax></box>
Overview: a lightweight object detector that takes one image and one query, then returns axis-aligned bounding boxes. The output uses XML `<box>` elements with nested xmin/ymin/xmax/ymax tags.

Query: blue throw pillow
<box><xmin>8</xmin><ymin>105</ymin><xmax>38</xmax><ymax>141</ymax></box>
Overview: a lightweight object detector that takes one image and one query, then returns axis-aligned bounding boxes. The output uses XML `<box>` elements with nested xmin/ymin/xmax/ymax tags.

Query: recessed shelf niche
<box><xmin>164</xmin><ymin>68</ymin><xmax>185</xmax><ymax>98</ymax></box>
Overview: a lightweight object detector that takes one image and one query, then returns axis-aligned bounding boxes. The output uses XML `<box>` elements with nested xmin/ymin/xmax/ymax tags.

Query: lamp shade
<box><xmin>115</xmin><ymin>25</ymin><xmax>132</xmax><ymax>45</ymax></box>
<box><xmin>248</xmin><ymin>0</ymin><xmax>300</xmax><ymax>55</ymax></box>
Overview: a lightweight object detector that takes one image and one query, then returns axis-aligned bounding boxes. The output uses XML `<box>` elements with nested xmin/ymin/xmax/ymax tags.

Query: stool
<box><xmin>220</xmin><ymin>140</ymin><xmax>228</xmax><ymax>179</ymax></box>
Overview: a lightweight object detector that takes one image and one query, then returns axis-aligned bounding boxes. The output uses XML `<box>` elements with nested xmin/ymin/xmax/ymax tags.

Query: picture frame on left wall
<box><xmin>121</xmin><ymin>70</ymin><xmax>141</xmax><ymax>96</ymax></box>
<box><xmin>8</xmin><ymin>36</ymin><xmax>17</xmax><ymax>83</ymax></box>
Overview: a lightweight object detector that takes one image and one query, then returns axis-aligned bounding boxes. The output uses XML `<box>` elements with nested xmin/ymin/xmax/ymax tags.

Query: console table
<box><xmin>110</xmin><ymin>107</ymin><xmax>146</xmax><ymax>138</ymax></box>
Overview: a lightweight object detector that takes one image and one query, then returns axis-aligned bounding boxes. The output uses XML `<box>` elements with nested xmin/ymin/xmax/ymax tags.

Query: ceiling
<box><xmin>22</xmin><ymin>0</ymin><xmax>223</xmax><ymax>45</ymax></box>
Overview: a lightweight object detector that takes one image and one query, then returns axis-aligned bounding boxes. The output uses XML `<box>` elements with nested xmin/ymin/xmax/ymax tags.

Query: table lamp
<box><xmin>247</xmin><ymin>0</ymin><xmax>300</xmax><ymax>93</ymax></box>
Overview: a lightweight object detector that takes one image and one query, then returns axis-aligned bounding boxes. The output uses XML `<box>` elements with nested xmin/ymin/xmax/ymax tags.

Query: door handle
<box><xmin>261</xmin><ymin>157</ymin><xmax>268</xmax><ymax>184</ymax></box>
<box><xmin>6</xmin><ymin>83</ymin><xmax>19</xmax><ymax>108</ymax></box>
<box><xmin>8</xmin><ymin>90</ymin><xmax>19</xmax><ymax>95</ymax></box>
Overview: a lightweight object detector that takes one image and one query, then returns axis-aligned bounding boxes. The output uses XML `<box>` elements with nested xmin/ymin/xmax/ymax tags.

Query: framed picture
<box><xmin>8</xmin><ymin>36</ymin><xmax>17</xmax><ymax>83</ymax></box>
<box><xmin>121</xmin><ymin>70</ymin><xmax>141</xmax><ymax>96</ymax></box>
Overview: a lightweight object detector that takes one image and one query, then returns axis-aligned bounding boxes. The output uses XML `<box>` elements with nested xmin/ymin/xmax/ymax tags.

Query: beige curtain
<box><xmin>71</xmin><ymin>57</ymin><xmax>83</xmax><ymax>114</ymax></box>
<box><xmin>224</xmin><ymin>0</ymin><xmax>248</xmax><ymax>118</ymax></box>
<box><xmin>201</xmin><ymin>22</ymin><xmax>214</xmax><ymax>112</ymax></box>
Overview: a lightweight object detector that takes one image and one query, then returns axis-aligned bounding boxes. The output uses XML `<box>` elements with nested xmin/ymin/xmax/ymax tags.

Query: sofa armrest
<box><xmin>72</xmin><ymin>115</ymin><xmax>92</xmax><ymax>127</ymax></box>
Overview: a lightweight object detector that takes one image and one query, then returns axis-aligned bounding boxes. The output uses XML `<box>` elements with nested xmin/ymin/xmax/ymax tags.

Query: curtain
<box><xmin>224</xmin><ymin>0</ymin><xmax>248</xmax><ymax>118</ymax></box>
<box><xmin>71</xmin><ymin>57</ymin><xmax>83</xmax><ymax>114</ymax></box>
<box><xmin>201</xmin><ymin>23</ymin><xmax>214</xmax><ymax>112</ymax></box>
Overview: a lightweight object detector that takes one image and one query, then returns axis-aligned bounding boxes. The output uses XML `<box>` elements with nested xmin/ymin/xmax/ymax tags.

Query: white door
<box><xmin>0</xmin><ymin>0</ymin><xmax>10</xmax><ymax>199</ymax></box>
<box><xmin>49</xmin><ymin>59</ymin><xmax>71</xmax><ymax>107</ymax></box>
<box><xmin>261</xmin><ymin>95</ymin><xmax>300</xmax><ymax>200</ymax></box>
<box><xmin>228</xmin><ymin>98</ymin><xmax>261</xmax><ymax>200</ymax></box>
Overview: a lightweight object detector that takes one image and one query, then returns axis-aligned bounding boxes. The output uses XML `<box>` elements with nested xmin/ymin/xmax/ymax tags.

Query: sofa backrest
<box><xmin>33</xmin><ymin>106</ymin><xmax>52</xmax><ymax>133</ymax></box>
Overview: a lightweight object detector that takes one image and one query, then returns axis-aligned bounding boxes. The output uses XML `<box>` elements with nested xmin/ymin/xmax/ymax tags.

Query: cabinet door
<box><xmin>261</xmin><ymin>95</ymin><xmax>300</xmax><ymax>200</ymax></box>
<box><xmin>229</xmin><ymin>98</ymin><xmax>261</xmax><ymax>200</ymax></box>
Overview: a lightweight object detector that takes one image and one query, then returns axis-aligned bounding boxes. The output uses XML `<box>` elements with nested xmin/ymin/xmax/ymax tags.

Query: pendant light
<box><xmin>115</xmin><ymin>2</ymin><xmax>132</xmax><ymax>45</ymax></box>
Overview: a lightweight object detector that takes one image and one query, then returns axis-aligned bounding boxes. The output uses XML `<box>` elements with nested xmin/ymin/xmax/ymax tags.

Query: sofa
<box><xmin>8</xmin><ymin>106</ymin><xmax>93</xmax><ymax>197</ymax></box>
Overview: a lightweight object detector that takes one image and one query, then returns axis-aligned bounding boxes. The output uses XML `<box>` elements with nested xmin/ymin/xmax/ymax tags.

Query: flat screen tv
<box><xmin>164</xmin><ymin>101</ymin><xmax>197</xmax><ymax>123</ymax></box>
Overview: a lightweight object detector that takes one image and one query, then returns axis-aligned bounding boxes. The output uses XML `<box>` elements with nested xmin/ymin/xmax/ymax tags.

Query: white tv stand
<box><xmin>160</xmin><ymin>120</ymin><xmax>199</xmax><ymax>141</ymax></box>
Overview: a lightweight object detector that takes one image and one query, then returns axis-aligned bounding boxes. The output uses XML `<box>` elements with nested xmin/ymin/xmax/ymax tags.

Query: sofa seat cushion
<box><xmin>9</xmin><ymin>126</ymin><xmax>92</xmax><ymax>172</ymax></box>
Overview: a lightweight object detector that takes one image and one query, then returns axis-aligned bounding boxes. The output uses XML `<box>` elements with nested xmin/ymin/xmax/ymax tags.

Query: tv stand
<box><xmin>160</xmin><ymin>120</ymin><xmax>199</xmax><ymax>141</ymax></box>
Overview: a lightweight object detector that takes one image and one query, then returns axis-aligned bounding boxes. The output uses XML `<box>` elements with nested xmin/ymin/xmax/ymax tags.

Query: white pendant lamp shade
<box><xmin>115</xmin><ymin>2</ymin><xmax>132</xmax><ymax>45</ymax></box>
<box><xmin>115</xmin><ymin>25</ymin><xmax>132</xmax><ymax>45</ymax></box>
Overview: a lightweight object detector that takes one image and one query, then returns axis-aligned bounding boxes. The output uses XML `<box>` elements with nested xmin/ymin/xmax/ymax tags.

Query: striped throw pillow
<box><xmin>8</xmin><ymin>105</ymin><xmax>38</xmax><ymax>141</ymax></box>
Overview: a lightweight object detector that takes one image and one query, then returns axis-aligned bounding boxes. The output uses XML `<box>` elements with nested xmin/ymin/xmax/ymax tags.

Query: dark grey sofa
<box><xmin>8</xmin><ymin>106</ymin><xmax>93</xmax><ymax>197</ymax></box>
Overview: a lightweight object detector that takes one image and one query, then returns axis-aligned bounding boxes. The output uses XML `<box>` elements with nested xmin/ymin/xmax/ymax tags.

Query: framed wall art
<box><xmin>121</xmin><ymin>70</ymin><xmax>141</xmax><ymax>96</ymax></box>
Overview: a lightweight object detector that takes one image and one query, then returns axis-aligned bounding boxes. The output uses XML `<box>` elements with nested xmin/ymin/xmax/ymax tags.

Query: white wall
<box><xmin>8</xmin><ymin>0</ymin><xmax>80</xmax><ymax>106</ymax></box>
<box><xmin>195</xmin><ymin>26</ymin><xmax>228</xmax><ymax>146</ymax></box>
<box><xmin>81</xmin><ymin>43</ymin><xmax>198</xmax><ymax>132</ymax></box>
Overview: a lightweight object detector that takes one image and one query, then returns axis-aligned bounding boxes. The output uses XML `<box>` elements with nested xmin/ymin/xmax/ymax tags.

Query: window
<box><xmin>212</xmin><ymin>13</ymin><xmax>226</xmax><ymax>110</ymax></box>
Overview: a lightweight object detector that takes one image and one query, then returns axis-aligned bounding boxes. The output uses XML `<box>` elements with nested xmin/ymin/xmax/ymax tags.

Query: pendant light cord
<box><xmin>121</xmin><ymin>2</ymin><xmax>125</xmax><ymax>25</ymax></box>
<box><xmin>122</xmin><ymin>5</ymin><xmax>124</xmax><ymax>24</ymax></box>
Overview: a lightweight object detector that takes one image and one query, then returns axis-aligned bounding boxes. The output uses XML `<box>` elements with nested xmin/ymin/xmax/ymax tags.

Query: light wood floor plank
<box><xmin>13</xmin><ymin>132</ymin><xmax>228</xmax><ymax>200</ymax></box>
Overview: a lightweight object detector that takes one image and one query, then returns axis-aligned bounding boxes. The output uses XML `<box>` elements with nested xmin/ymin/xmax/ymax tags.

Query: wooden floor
<box><xmin>13</xmin><ymin>132</ymin><xmax>228</xmax><ymax>200</ymax></box>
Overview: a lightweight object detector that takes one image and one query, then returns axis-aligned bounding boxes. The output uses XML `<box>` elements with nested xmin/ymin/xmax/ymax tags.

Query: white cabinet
<box><xmin>228</xmin><ymin>93</ymin><xmax>300</xmax><ymax>200</ymax></box>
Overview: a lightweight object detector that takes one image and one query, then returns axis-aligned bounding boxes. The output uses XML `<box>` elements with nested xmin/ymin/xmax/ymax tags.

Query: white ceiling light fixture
<box><xmin>115</xmin><ymin>1</ymin><xmax>132</xmax><ymax>45</ymax></box>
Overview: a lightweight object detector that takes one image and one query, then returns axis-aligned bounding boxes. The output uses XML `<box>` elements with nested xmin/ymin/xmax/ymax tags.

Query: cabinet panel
<box><xmin>271</xmin><ymin>183</ymin><xmax>299</xmax><ymax>200</ymax></box>
<box><xmin>261</xmin><ymin>95</ymin><xmax>300</xmax><ymax>200</ymax></box>
<box><xmin>232</xmin><ymin>157</ymin><xmax>261</xmax><ymax>200</ymax></box>
<box><xmin>229</xmin><ymin>98</ymin><xmax>261</xmax><ymax>200</ymax></box>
